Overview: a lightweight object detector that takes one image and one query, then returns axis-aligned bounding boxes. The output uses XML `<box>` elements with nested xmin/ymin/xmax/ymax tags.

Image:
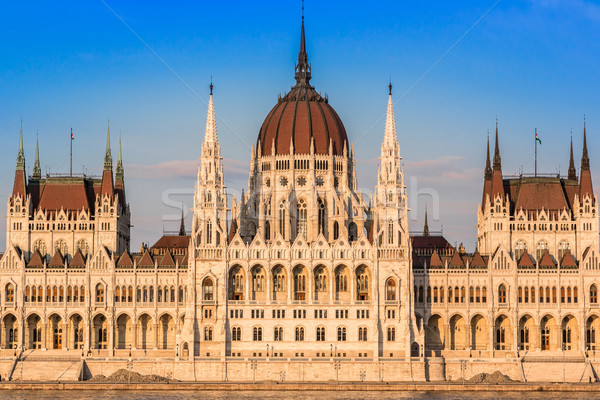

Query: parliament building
<box><xmin>0</xmin><ymin>17</ymin><xmax>598</xmax><ymax>382</ymax></box>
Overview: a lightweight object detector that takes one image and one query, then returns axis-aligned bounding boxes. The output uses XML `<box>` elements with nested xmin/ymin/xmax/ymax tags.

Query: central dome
<box><xmin>257</xmin><ymin>19</ymin><xmax>348</xmax><ymax>156</ymax></box>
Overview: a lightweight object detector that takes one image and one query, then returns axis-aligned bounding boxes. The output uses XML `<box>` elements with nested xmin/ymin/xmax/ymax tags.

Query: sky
<box><xmin>1</xmin><ymin>0</ymin><xmax>600</xmax><ymax>252</ymax></box>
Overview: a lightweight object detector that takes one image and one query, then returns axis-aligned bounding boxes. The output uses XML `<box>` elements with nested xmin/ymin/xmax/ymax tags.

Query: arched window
<box><xmin>273</xmin><ymin>267</ymin><xmax>285</xmax><ymax>292</ymax></box>
<box><xmin>515</xmin><ymin>240</ymin><xmax>527</xmax><ymax>261</ymax></box>
<box><xmin>265</xmin><ymin>221</ymin><xmax>271</xmax><ymax>241</ymax></box>
<box><xmin>33</xmin><ymin>239</ymin><xmax>47</xmax><ymax>257</ymax></box>
<box><xmin>418</xmin><ymin>286</ymin><xmax>424</xmax><ymax>303</ymax></box>
<box><xmin>204</xmin><ymin>326</ymin><xmax>213</xmax><ymax>341</ymax></box>
<box><xmin>348</xmin><ymin>222</ymin><xmax>357</xmax><ymax>242</ymax></box>
<box><xmin>95</xmin><ymin>283</ymin><xmax>105</xmax><ymax>303</ymax></box>
<box><xmin>253</xmin><ymin>327</ymin><xmax>263</xmax><ymax>341</ymax></box>
<box><xmin>591</xmin><ymin>285</ymin><xmax>598</xmax><ymax>303</ymax></box>
<box><xmin>358</xmin><ymin>327</ymin><xmax>368</xmax><ymax>341</ymax></box>
<box><xmin>333</xmin><ymin>221</ymin><xmax>339</xmax><ymax>240</ymax></box>
<box><xmin>561</xmin><ymin>286</ymin><xmax>566</xmax><ymax>303</ymax></box>
<box><xmin>337</xmin><ymin>327</ymin><xmax>347</xmax><ymax>341</ymax></box>
<box><xmin>295</xmin><ymin>326</ymin><xmax>304</xmax><ymax>341</ymax></box>
<box><xmin>203</xmin><ymin>278</ymin><xmax>214</xmax><ymax>301</ymax></box>
<box><xmin>232</xmin><ymin>327</ymin><xmax>241</xmax><ymax>341</ymax></box>
<box><xmin>206</xmin><ymin>220</ymin><xmax>212</xmax><ymax>245</ymax></box>
<box><xmin>76</xmin><ymin>239</ymin><xmax>90</xmax><ymax>256</ymax></box>
<box><xmin>279</xmin><ymin>202</ymin><xmax>286</xmax><ymax>238</ymax></box>
<box><xmin>536</xmin><ymin>240</ymin><xmax>549</xmax><ymax>261</ymax></box>
<box><xmin>316</xmin><ymin>327</ymin><xmax>325</xmax><ymax>342</ymax></box>
<box><xmin>518</xmin><ymin>286</ymin><xmax>523</xmax><ymax>303</ymax></box>
<box><xmin>498</xmin><ymin>284</ymin><xmax>507</xmax><ymax>303</ymax></box>
<box><xmin>388</xmin><ymin>219</ymin><xmax>394</xmax><ymax>244</ymax></box>
<box><xmin>558</xmin><ymin>240</ymin><xmax>571</xmax><ymax>261</ymax></box>
<box><xmin>55</xmin><ymin>239</ymin><xmax>68</xmax><ymax>256</ymax></box>
<box><xmin>387</xmin><ymin>327</ymin><xmax>396</xmax><ymax>341</ymax></box>
<box><xmin>482</xmin><ymin>286</ymin><xmax>488</xmax><ymax>303</ymax></box>
<box><xmin>315</xmin><ymin>267</ymin><xmax>327</xmax><ymax>292</ymax></box>
<box><xmin>318</xmin><ymin>199</ymin><xmax>326</xmax><ymax>235</ymax></box>
<box><xmin>5</xmin><ymin>283</ymin><xmax>14</xmax><ymax>303</ymax></box>
<box><xmin>274</xmin><ymin>327</ymin><xmax>283</xmax><ymax>342</ymax></box>
<box><xmin>296</xmin><ymin>199</ymin><xmax>308</xmax><ymax>240</ymax></box>
<box><xmin>386</xmin><ymin>279</ymin><xmax>396</xmax><ymax>301</ymax></box>
<box><xmin>252</xmin><ymin>268</ymin><xmax>265</xmax><ymax>292</ymax></box>
<box><xmin>448</xmin><ymin>286</ymin><xmax>453</xmax><ymax>303</ymax></box>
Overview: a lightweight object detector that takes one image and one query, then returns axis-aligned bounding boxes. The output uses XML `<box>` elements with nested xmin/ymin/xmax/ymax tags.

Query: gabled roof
<box><xmin>538</xmin><ymin>251</ymin><xmax>556</xmax><ymax>268</ymax></box>
<box><xmin>150</xmin><ymin>235</ymin><xmax>190</xmax><ymax>251</ymax></box>
<box><xmin>48</xmin><ymin>250</ymin><xmax>64</xmax><ymax>268</ymax></box>
<box><xmin>517</xmin><ymin>250</ymin><xmax>535</xmax><ymax>268</ymax></box>
<box><xmin>159</xmin><ymin>251</ymin><xmax>176</xmax><ymax>267</ymax></box>
<box><xmin>560</xmin><ymin>250</ymin><xmax>578</xmax><ymax>269</ymax></box>
<box><xmin>137</xmin><ymin>250</ymin><xmax>154</xmax><ymax>268</ymax></box>
<box><xmin>228</xmin><ymin>219</ymin><xmax>238</xmax><ymax>244</ymax></box>
<box><xmin>448</xmin><ymin>251</ymin><xmax>464</xmax><ymax>268</ymax></box>
<box><xmin>470</xmin><ymin>251</ymin><xmax>487</xmax><ymax>268</ymax></box>
<box><xmin>69</xmin><ymin>250</ymin><xmax>86</xmax><ymax>268</ymax></box>
<box><xmin>27</xmin><ymin>251</ymin><xmax>45</xmax><ymax>268</ymax></box>
<box><xmin>117</xmin><ymin>251</ymin><xmax>134</xmax><ymax>268</ymax></box>
<box><xmin>429</xmin><ymin>250</ymin><xmax>444</xmax><ymax>268</ymax></box>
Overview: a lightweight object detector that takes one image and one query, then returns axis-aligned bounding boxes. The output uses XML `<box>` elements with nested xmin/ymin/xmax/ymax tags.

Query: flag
<box><xmin>71</xmin><ymin>128</ymin><xmax>74</xmax><ymax>141</ymax></box>
<box><xmin>535</xmin><ymin>132</ymin><xmax>541</xmax><ymax>144</ymax></box>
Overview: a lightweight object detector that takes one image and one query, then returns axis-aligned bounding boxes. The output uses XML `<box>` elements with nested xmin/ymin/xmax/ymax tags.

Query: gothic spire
<box><xmin>294</xmin><ymin>2</ymin><xmax>311</xmax><ymax>86</ymax></box>
<box><xmin>179</xmin><ymin>207</ymin><xmax>186</xmax><ymax>236</ymax></box>
<box><xmin>484</xmin><ymin>132</ymin><xmax>492</xmax><ymax>180</ymax></box>
<box><xmin>116</xmin><ymin>134</ymin><xmax>124</xmax><ymax>181</ymax></box>
<box><xmin>582</xmin><ymin>118</ymin><xmax>590</xmax><ymax>171</ymax></box>
<box><xmin>423</xmin><ymin>206</ymin><xmax>430</xmax><ymax>237</ymax></box>
<box><xmin>16</xmin><ymin>119</ymin><xmax>25</xmax><ymax>171</ymax></box>
<box><xmin>493</xmin><ymin>119</ymin><xmax>501</xmax><ymax>170</ymax></box>
<box><xmin>104</xmin><ymin>121</ymin><xmax>112</xmax><ymax>170</ymax></box>
<box><xmin>204</xmin><ymin>83</ymin><xmax>217</xmax><ymax>144</ymax></box>
<box><xmin>384</xmin><ymin>82</ymin><xmax>397</xmax><ymax>146</ymax></box>
<box><xmin>33</xmin><ymin>134</ymin><xmax>41</xmax><ymax>179</ymax></box>
<box><xmin>568</xmin><ymin>134</ymin><xmax>576</xmax><ymax>180</ymax></box>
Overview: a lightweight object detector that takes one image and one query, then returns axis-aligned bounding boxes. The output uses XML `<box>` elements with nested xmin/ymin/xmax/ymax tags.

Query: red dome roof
<box><xmin>257</xmin><ymin>18</ymin><xmax>349</xmax><ymax>156</ymax></box>
<box><xmin>258</xmin><ymin>85</ymin><xmax>348</xmax><ymax>156</ymax></box>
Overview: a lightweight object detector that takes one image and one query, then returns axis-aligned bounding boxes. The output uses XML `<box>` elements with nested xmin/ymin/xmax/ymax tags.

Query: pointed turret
<box><xmin>568</xmin><ymin>135</ymin><xmax>576</xmax><ymax>180</ymax></box>
<box><xmin>116</xmin><ymin>135</ymin><xmax>124</xmax><ymax>182</ymax></box>
<box><xmin>101</xmin><ymin>122</ymin><xmax>114</xmax><ymax>198</ymax></box>
<box><xmin>179</xmin><ymin>207</ymin><xmax>186</xmax><ymax>236</ymax></box>
<box><xmin>482</xmin><ymin>133</ymin><xmax>493</xmax><ymax>209</ymax></box>
<box><xmin>12</xmin><ymin>121</ymin><xmax>27</xmax><ymax>198</ymax></box>
<box><xmin>491</xmin><ymin>120</ymin><xmax>505</xmax><ymax>200</ymax></box>
<box><xmin>423</xmin><ymin>207</ymin><xmax>430</xmax><ymax>236</ymax></box>
<box><xmin>204</xmin><ymin>82</ymin><xmax>217</xmax><ymax>144</ymax></box>
<box><xmin>580</xmin><ymin>120</ymin><xmax>594</xmax><ymax>200</ymax></box>
<box><xmin>383</xmin><ymin>82</ymin><xmax>397</xmax><ymax>146</ymax></box>
<box><xmin>294</xmin><ymin>7</ymin><xmax>311</xmax><ymax>86</ymax></box>
<box><xmin>114</xmin><ymin>135</ymin><xmax>126</xmax><ymax>208</ymax></box>
<box><xmin>33</xmin><ymin>135</ymin><xmax>41</xmax><ymax>179</ymax></box>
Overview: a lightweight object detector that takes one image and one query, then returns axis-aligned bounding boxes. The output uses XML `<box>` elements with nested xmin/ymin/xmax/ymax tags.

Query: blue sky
<box><xmin>1</xmin><ymin>0</ymin><xmax>599</xmax><ymax>252</ymax></box>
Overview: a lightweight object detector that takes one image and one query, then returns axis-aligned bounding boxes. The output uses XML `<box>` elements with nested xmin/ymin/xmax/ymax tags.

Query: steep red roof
<box><xmin>411</xmin><ymin>235</ymin><xmax>453</xmax><ymax>251</ymax></box>
<box><xmin>448</xmin><ymin>251</ymin><xmax>464</xmax><ymax>268</ymax></box>
<box><xmin>159</xmin><ymin>251</ymin><xmax>176</xmax><ymax>267</ymax></box>
<box><xmin>429</xmin><ymin>251</ymin><xmax>444</xmax><ymax>268</ymax></box>
<box><xmin>539</xmin><ymin>252</ymin><xmax>556</xmax><ymax>268</ymax></box>
<box><xmin>69</xmin><ymin>250</ymin><xmax>86</xmax><ymax>268</ymax></box>
<box><xmin>12</xmin><ymin>169</ymin><xmax>26</xmax><ymax>199</ymax></box>
<box><xmin>518</xmin><ymin>250</ymin><xmax>535</xmax><ymax>268</ymax></box>
<box><xmin>38</xmin><ymin>179</ymin><xmax>95</xmax><ymax>212</ymax></box>
<box><xmin>470</xmin><ymin>251</ymin><xmax>487</xmax><ymax>268</ymax></box>
<box><xmin>513</xmin><ymin>178</ymin><xmax>568</xmax><ymax>212</ymax></box>
<box><xmin>228</xmin><ymin>219</ymin><xmax>238</xmax><ymax>244</ymax></box>
<box><xmin>117</xmin><ymin>251</ymin><xmax>134</xmax><ymax>268</ymax></box>
<box><xmin>137</xmin><ymin>250</ymin><xmax>154</xmax><ymax>268</ymax></box>
<box><xmin>48</xmin><ymin>250</ymin><xmax>64</xmax><ymax>268</ymax></box>
<box><xmin>560</xmin><ymin>250</ymin><xmax>578</xmax><ymax>268</ymax></box>
<box><xmin>151</xmin><ymin>235</ymin><xmax>190</xmax><ymax>251</ymax></box>
<box><xmin>27</xmin><ymin>251</ymin><xmax>45</xmax><ymax>268</ymax></box>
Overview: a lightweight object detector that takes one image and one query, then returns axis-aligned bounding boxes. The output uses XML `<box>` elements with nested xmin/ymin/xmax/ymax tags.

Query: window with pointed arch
<box><xmin>358</xmin><ymin>327</ymin><xmax>368</xmax><ymax>341</ymax></box>
<box><xmin>356</xmin><ymin>266</ymin><xmax>370</xmax><ymax>300</ymax></box>
<box><xmin>273</xmin><ymin>266</ymin><xmax>286</xmax><ymax>292</ymax></box>
<box><xmin>76</xmin><ymin>239</ymin><xmax>89</xmax><ymax>257</ymax></box>
<box><xmin>558</xmin><ymin>240</ymin><xmax>571</xmax><ymax>262</ymax></box>
<box><xmin>296</xmin><ymin>199</ymin><xmax>308</xmax><ymax>240</ymax></box>
<box><xmin>333</xmin><ymin>221</ymin><xmax>340</xmax><ymax>240</ymax></box>
<box><xmin>279</xmin><ymin>202</ymin><xmax>286</xmax><ymax>239</ymax></box>
<box><xmin>55</xmin><ymin>239</ymin><xmax>68</xmax><ymax>256</ymax></box>
<box><xmin>295</xmin><ymin>326</ymin><xmax>304</xmax><ymax>341</ymax></box>
<box><xmin>536</xmin><ymin>240</ymin><xmax>549</xmax><ymax>262</ymax></box>
<box><xmin>5</xmin><ymin>283</ymin><xmax>14</xmax><ymax>303</ymax></box>
<box><xmin>591</xmin><ymin>284</ymin><xmax>598</xmax><ymax>304</ymax></box>
<box><xmin>232</xmin><ymin>327</ymin><xmax>241</xmax><ymax>341</ymax></box>
<box><xmin>387</xmin><ymin>219</ymin><xmax>394</xmax><ymax>244</ymax></box>
<box><xmin>204</xmin><ymin>326</ymin><xmax>213</xmax><ymax>341</ymax></box>
<box><xmin>316</xmin><ymin>326</ymin><xmax>325</xmax><ymax>342</ymax></box>
<box><xmin>252</xmin><ymin>267</ymin><xmax>265</xmax><ymax>292</ymax></box>
<box><xmin>231</xmin><ymin>267</ymin><xmax>244</xmax><ymax>300</ymax></box>
<box><xmin>202</xmin><ymin>278</ymin><xmax>214</xmax><ymax>301</ymax></box>
<box><xmin>274</xmin><ymin>326</ymin><xmax>283</xmax><ymax>342</ymax></box>
<box><xmin>33</xmin><ymin>239</ymin><xmax>47</xmax><ymax>257</ymax></box>
<box><xmin>387</xmin><ymin>327</ymin><xmax>396</xmax><ymax>342</ymax></box>
<box><xmin>514</xmin><ymin>240</ymin><xmax>527</xmax><ymax>262</ymax></box>
<box><xmin>95</xmin><ymin>283</ymin><xmax>105</xmax><ymax>303</ymax></box>
<box><xmin>498</xmin><ymin>284</ymin><xmax>507</xmax><ymax>304</ymax></box>
<box><xmin>206</xmin><ymin>220</ymin><xmax>212</xmax><ymax>245</ymax></box>
<box><xmin>318</xmin><ymin>199</ymin><xmax>326</xmax><ymax>235</ymax></box>
<box><xmin>315</xmin><ymin>267</ymin><xmax>327</xmax><ymax>292</ymax></box>
<box><xmin>337</xmin><ymin>327</ymin><xmax>347</xmax><ymax>342</ymax></box>
<box><xmin>386</xmin><ymin>278</ymin><xmax>396</xmax><ymax>301</ymax></box>
<box><xmin>253</xmin><ymin>326</ymin><xmax>263</xmax><ymax>341</ymax></box>
<box><xmin>335</xmin><ymin>267</ymin><xmax>348</xmax><ymax>292</ymax></box>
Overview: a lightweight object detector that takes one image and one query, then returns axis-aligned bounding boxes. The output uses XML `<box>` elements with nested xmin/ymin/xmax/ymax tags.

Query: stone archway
<box><xmin>68</xmin><ymin>313</ymin><xmax>84</xmax><ymax>350</ymax></box>
<box><xmin>470</xmin><ymin>314</ymin><xmax>488</xmax><ymax>351</ymax></box>
<box><xmin>518</xmin><ymin>314</ymin><xmax>536</xmax><ymax>351</ymax></box>
<box><xmin>494</xmin><ymin>315</ymin><xmax>512</xmax><ymax>351</ymax></box>
<box><xmin>561</xmin><ymin>315</ymin><xmax>579</xmax><ymax>351</ymax></box>
<box><xmin>48</xmin><ymin>314</ymin><xmax>63</xmax><ymax>350</ymax></box>
<box><xmin>158</xmin><ymin>314</ymin><xmax>175</xmax><ymax>350</ymax></box>
<box><xmin>116</xmin><ymin>314</ymin><xmax>133</xmax><ymax>350</ymax></box>
<box><xmin>540</xmin><ymin>315</ymin><xmax>557</xmax><ymax>351</ymax></box>
<box><xmin>426</xmin><ymin>315</ymin><xmax>445</xmax><ymax>354</ymax></box>
<box><xmin>26</xmin><ymin>314</ymin><xmax>42</xmax><ymax>349</ymax></box>
<box><xmin>137</xmin><ymin>314</ymin><xmax>154</xmax><ymax>350</ymax></box>
<box><xmin>449</xmin><ymin>314</ymin><xmax>466</xmax><ymax>350</ymax></box>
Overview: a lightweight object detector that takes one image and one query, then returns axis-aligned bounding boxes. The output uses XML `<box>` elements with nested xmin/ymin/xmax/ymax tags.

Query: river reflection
<box><xmin>0</xmin><ymin>391</ymin><xmax>600</xmax><ymax>400</ymax></box>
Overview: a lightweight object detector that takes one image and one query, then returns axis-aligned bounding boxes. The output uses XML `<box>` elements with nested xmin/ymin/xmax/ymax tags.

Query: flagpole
<box><xmin>534</xmin><ymin>128</ymin><xmax>537</xmax><ymax>177</ymax></box>
<box><xmin>70</xmin><ymin>128</ymin><xmax>73</xmax><ymax>177</ymax></box>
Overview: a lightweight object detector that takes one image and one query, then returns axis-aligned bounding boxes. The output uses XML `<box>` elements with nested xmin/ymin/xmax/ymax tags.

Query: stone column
<box><xmin>133</xmin><ymin>322</ymin><xmax>138</xmax><ymax>350</ymax></box>
<box><xmin>466</xmin><ymin>323</ymin><xmax>471</xmax><ymax>351</ymax></box>
<box><xmin>43</xmin><ymin>322</ymin><xmax>48</xmax><ymax>350</ymax></box>
<box><xmin>154</xmin><ymin>323</ymin><xmax>159</xmax><ymax>350</ymax></box>
<box><xmin>108</xmin><ymin>317</ymin><xmax>115</xmax><ymax>357</ymax></box>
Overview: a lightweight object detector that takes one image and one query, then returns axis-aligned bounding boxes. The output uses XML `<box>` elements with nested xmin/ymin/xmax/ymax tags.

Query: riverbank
<box><xmin>0</xmin><ymin>382</ymin><xmax>598</xmax><ymax>391</ymax></box>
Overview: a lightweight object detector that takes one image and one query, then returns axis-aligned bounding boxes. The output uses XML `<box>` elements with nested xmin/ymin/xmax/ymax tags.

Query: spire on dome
<box><xmin>116</xmin><ymin>134</ymin><xmax>124</xmax><ymax>181</ymax></box>
<box><xmin>384</xmin><ymin>82</ymin><xmax>397</xmax><ymax>146</ymax></box>
<box><xmin>33</xmin><ymin>134</ymin><xmax>41</xmax><ymax>179</ymax></box>
<box><xmin>16</xmin><ymin>119</ymin><xmax>25</xmax><ymax>171</ymax></box>
<box><xmin>104</xmin><ymin>121</ymin><xmax>112</xmax><ymax>170</ymax></box>
<box><xmin>568</xmin><ymin>134</ymin><xmax>576</xmax><ymax>180</ymax></box>
<box><xmin>179</xmin><ymin>207</ymin><xmax>186</xmax><ymax>236</ymax></box>
<box><xmin>204</xmin><ymin>83</ymin><xmax>217</xmax><ymax>144</ymax></box>
<box><xmin>423</xmin><ymin>206</ymin><xmax>430</xmax><ymax>236</ymax></box>
<box><xmin>294</xmin><ymin>1</ymin><xmax>311</xmax><ymax>86</ymax></box>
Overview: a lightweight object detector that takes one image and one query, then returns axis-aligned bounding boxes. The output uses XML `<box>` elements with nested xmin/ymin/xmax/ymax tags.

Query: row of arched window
<box><xmin>415</xmin><ymin>285</ymin><xmax>488</xmax><ymax>304</ymax></box>
<box><xmin>229</xmin><ymin>326</ymin><xmax>379</xmax><ymax>342</ymax></box>
<box><xmin>516</xmin><ymin>285</ymin><xmax>579</xmax><ymax>304</ymax></box>
<box><xmin>24</xmin><ymin>285</ymin><xmax>85</xmax><ymax>304</ymax></box>
<box><xmin>114</xmin><ymin>285</ymin><xmax>185</xmax><ymax>304</ymax></box>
